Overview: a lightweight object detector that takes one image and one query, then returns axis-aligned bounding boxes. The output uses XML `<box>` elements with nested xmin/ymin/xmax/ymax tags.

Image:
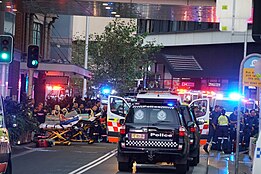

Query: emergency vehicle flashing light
<box><xmin>101</xmin><ymin>87</ymin><xmax>111</xmax><ymax>95</ymax></box>
<box><xmin>167</xmin><ymin>102</ymin><xmax>174</xmax><ymax>107</ymax></box>
<box><xmin>216</xmin><ymin>93</ymin><xmax>224</xmax><ymax>99</ymax></box>
<box><xmin>46</xmin><ymin>85</ymin><xmax>62</xmax><ymax>91</ymax></box>
<box><xmin>229</xmin><ymin>92</ymin><xmax>242</xmax><ymax>101</ymax></box>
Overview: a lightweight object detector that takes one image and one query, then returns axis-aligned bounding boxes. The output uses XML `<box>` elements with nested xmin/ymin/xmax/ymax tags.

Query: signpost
<box><xmin>243</xmin><ymin>54</ymin><xmax>261</xmax><ymax>87</ymax></box>
<box><xmin>252</xmin><ymin>57</ymin><xmax>261</xmax><ymax>174</ymax></box>
<box><xmin>216</xmin><ymin>1</ymin><xmax>253</xmax><ymax>174</ymax></box>
<box><xmin>238</xmin><ymin>54</ymin><xmax>261</xmax><ymax>174</ymax></box>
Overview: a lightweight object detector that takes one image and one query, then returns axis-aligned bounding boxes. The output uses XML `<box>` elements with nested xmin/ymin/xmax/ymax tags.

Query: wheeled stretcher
<box><xmin>38</xmin><ymin>111</ymin><xmax>102</xmax><ymax>145</ymax></box>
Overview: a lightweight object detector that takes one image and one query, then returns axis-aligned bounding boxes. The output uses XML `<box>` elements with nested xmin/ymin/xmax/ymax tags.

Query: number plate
<box><xmin>129</xmin><ymin>133</ymin><xmax>147</xmax><ymax>140</ymax></box>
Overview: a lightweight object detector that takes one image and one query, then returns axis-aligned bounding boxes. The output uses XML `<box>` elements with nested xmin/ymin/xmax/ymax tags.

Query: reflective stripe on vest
<box><xmin>218</xmin><ymin>115</ymin><xmax>229</xmax><ymax>126</ymax></box>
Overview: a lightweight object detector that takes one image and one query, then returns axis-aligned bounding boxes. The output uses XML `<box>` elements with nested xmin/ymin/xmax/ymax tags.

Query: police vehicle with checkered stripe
<box><xmin>114</xmin><ymin>90</ymin><xmax>192</xmax><ymax>174</ymax></box>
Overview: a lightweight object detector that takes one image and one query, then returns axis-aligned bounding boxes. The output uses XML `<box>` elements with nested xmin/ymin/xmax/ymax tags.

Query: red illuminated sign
<box><xmin>181</xmin><ymin>82</ymin><xmax>195</xmax><ymax>87</ymax></box>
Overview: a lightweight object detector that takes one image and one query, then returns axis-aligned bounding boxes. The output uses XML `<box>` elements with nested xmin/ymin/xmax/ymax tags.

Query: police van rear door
<box><xmin>125</xmin><ymin>106</ymin><xmax>180</xmax><ymax>149</ymax></box>
<box><xmin>147</xmin><ymin>106</ymin><xmax>180</xmax><ymax>149</ymax></box>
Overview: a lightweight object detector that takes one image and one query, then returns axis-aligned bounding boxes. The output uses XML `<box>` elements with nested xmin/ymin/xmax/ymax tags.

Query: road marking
<box><xmin>12</xmin><ymin>148</ymin><xmax>38</xmax><ymax>159</ymax></box>
<box><xmin>68</xmin><ymin>149</ymin><xmax>117</xmax><ymax>174</ymax></box>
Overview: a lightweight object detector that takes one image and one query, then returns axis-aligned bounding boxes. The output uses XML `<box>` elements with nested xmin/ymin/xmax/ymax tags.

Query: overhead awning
<box><xmin>164</xmin><ymin>54</ymin><xmax>203</xmax><ymax>71</ymax></box>
<box><xmin>15</xmin><ymin>0</ymin><xmax>218</xmax><ymax>22</ymax></box>
<box><xmin>20</xmin><ymin>62</ymin><xmax>92</xmax><ymax>79</ymax></box>
<box><xmin>156</xmin><ymin>43</ymin><xmax>261</xmax><ymax>80</ymax></box>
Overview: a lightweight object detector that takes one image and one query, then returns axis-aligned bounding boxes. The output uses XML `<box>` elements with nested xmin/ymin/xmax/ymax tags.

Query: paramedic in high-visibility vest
<box><xmin>203</xmin><ymin>105</ymin><xmax>220</xmax><ymax>153</ymax></box>
<box><xmin>216</xmin><ymin>109</ymin><xmax>230</xmax><ymax>153</ymax></box>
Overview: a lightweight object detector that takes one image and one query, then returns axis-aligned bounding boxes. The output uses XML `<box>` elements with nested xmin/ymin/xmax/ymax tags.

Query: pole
<box><xmin>0</xmin><ymin>0</ymin><xmax>9</xmax><ymax>98</ymax></box>
<box><xmin>28</xmin><ymin>68</ymin><xmax>34</xmax><ymax>99</ymax></box>
<box><xmin>235</xmin><ymin>35</ymin><xmax>248</xmax><ymax>174</ymax></box>
<box><xmin>82</xmin><ymin>16</ymin><xmax>90</xmax><ymax>98</ymax></box>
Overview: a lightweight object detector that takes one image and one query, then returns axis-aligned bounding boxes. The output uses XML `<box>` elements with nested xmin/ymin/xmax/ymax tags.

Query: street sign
<box><xmin>243</xmin><ymin>54</ymin><xmax>261</xmax><ymax>87</ymax></box>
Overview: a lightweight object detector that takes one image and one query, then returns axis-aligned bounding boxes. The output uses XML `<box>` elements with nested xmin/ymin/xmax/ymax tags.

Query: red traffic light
<box><xmin>2</xmin><ymin>40</ymin><xmax>9</xmax><ymax>45</ymax></box>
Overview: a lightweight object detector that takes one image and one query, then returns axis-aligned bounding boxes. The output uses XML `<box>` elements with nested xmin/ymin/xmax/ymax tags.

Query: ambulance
<box><xmin>106</xmin><ymin>90</ymin><xmax>182</xmax><ymax>143</ymax></box>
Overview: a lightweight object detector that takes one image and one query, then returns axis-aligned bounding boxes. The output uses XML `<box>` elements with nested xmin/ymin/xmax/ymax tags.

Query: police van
<box><xmin>0</xmin><ymin>96</ymin><xmax>12</xmax><ymax>174</ymax></box>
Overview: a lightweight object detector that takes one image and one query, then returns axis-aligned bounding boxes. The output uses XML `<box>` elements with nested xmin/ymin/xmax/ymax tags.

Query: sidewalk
<box><xmin>207</xmin><ymin>150</ymin><xmax>252</xmax><ymax>174</ymax></box>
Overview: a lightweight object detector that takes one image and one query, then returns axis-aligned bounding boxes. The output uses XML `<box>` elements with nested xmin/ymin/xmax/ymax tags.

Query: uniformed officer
<box><xmin>216</xmin><ymin>109</ymin><xmax>230</xmax><ymax>152</ymax></box>
<box><xmin>203</xmin><ymin>105</ymin><xmax>220</xmax><ymax>153</ymax></box>
<box><xmin>244</xmin><ymin>109</ymin><xmax>259</xmax><ymax>149</ymax></box>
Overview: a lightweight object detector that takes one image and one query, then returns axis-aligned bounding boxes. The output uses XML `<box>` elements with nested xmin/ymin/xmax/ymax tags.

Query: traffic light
<box><xmin>252</xmin><ymin>0</ymin><xmax>261</xmax><ymax>42</ymax></box>
<box><xmin>0</xmin><ymin>35</ymin><xmax>13</xmax><ymax>63</ymax></box>
<box><xmin>27</xmin><ymin>45</ymin><xmax>39</xmax><ymax>68</ymax></box>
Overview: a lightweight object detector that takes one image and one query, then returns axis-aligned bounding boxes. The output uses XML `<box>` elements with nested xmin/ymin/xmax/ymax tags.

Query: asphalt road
<box><xmin>12</xmin><ymin>142</ymin><xmax>208</xmax><ymax>174</ymax></box>
<box><xmin>12</xmin><ymin>143</ymin><xmax>252</xmax><ymax>174</ymax></box>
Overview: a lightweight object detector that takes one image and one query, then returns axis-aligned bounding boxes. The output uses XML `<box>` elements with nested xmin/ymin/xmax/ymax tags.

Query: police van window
<box><xmin>149</xmin><ymin>109</ymin><xmax>176</xmax><ymax>124</ymax></box>
<box><xmin>110</xmin><ymin>98</ymin><xmax>129</xmax><ymax>117</ymax></box>
<box><xmin>191</xmin><ymin>100</ymin><xmax>207</xmax><ymax>118</ymax></box>
<box><xmin>129</xmin><ymin>107</ymin><xmax>179</xmax><ymax>125</ymax></box>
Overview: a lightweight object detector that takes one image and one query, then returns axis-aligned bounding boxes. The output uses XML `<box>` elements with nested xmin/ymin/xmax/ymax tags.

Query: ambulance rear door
<box><xmin>107</xmin><ymin>96</ymin><xmax>130</xmax><ymax>143</ymax></box>
<box><xmin>189</xmin><ymin>98</ymin><xmax>210</xmax><ymax>138</ymax></box>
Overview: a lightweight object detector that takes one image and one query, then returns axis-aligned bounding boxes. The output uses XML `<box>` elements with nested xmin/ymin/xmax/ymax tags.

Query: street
<box><xmin>12</xmin><ymin>143</ymin><xmax>252</xmax><ymax>174</ymax></box>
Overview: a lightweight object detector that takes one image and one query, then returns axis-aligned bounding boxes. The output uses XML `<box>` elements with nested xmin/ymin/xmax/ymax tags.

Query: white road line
<box><xmin>12</xmin><ymin>149</ymin><xmax>38</xmax><ymax>159</ymax></box>
<box><xmin>76</xmin><ymin>152</ymin><xmax>117</xmax><ymax>174</ymax></box>
<box><xmin>68</xmin><ymin>149</ymin><xmax>117</xmax><ymax>174</ymax></box>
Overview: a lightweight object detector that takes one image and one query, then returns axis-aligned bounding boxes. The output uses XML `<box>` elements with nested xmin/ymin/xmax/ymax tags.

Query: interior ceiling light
<box><xmin>13</xmin><ymin>9</ymin><xmax>17</xmax><ymax>12</ymax></box>
<box><xmin>115</xmin><ymin>14</ymin><xmax>120</xmax><ymax>18</ymax></box>
<box><xmin>6</xmin><ymin>5</ymin><xmax>12</xmax><ymax>8</ymax></box>
<box><xmin>111</xmin><ymin>11</ymin><xmax>116</xmax><ymax>15</ymax></box>
<box><xmin>0</xmin><ymin>1</ymin><xmax>2</xmax><ymax>4</ymax></box>
<box><xmin>102</xmin><ymin>3</ymin><xmax>108</xmax><ymax>6</ymax></box>
<box><xmin>105</xmin><ymin>6</ymin><xmax>111</xmax><ymax>10</ymax></box>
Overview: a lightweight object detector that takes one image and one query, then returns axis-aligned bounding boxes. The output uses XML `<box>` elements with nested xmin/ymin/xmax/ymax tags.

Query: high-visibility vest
<box><xmin>218</xmin><ymin>115</ymin><xmax>229</xmax><ymax>126</ymax></box>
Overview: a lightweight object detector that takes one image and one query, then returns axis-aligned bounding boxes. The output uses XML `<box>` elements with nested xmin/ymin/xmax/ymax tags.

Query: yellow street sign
<box><xmin>243</xmin><ymin>68</ymin><xmax>261</xmax><ymax>87</ymax></box>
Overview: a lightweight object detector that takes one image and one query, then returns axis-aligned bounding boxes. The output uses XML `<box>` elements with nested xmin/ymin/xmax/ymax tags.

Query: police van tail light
<box><xmin>120</xmin><ymin>126</ymin><xmax>126</xmax><ymax>135</ymax></box>
<box><xmin>190</xmin><ymin>126</ymin><xmax>196</xmax><ymax>133</ymax></box>
<box><xmin>179</xmin><ymin>126</ymin><xmax>186</xmax><ymax>137</ymax></box>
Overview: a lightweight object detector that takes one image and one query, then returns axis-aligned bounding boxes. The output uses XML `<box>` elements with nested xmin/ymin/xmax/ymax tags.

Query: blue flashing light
<box><xmin>229</xmin><ymin>92</ymin><xmax>242</xmax><ymax>101</ymax></box>
<box><xmin>102</xmin><ymin>87</ymin><xmax>111</xmax><ymax>95</ymax></box>
<box><xmin>167</xmin><ymin>102</ymin><xmax>174</xmax><ymax>107</ymax></box>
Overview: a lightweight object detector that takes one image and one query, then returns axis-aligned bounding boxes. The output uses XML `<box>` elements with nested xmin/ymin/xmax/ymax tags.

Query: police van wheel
<box><xmin>5</xmin><ymin>158</ymin><xmax>12</xmax><ymax>174</ymax></box>
<box><xmin>176</xmin><ymin>163</ymin><xmax>187</xmax><ymax>174</ymax></box>
<box><xmin>118</xmin><ymin>162</ymin><xmax>132</xmax><ymax>172</ymax></box>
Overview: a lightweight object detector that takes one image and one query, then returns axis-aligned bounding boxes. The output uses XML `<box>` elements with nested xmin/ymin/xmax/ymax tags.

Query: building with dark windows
<box><xmin>140</xmin><ymin>19</ymin><xmax>261</xmax><ymax>99</ymax></box>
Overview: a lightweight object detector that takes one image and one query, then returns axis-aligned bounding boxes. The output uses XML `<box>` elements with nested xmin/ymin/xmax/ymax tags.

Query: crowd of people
<box><xmin>33</xmin><ymin>96</ymin><xmax>108</xmax><ymax>142</ymax></box>
<box><xmin>33</xmin><ymin>96</ymin><xmax>106</xmax><ymax>124</ymax></box>
<box><xmin>203</xmin><ymin>105</ymin><xmax>259</xmax><ymax>154</ymax></box>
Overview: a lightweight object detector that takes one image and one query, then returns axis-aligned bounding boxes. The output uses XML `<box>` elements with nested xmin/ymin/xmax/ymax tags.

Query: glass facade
<box><xmin>137</xmin><ymin>19</ymin><xmax>219</xmax><ymax>34</ymax></box>
<box><xmin>33</xmin><ymin>22</ymin><xmax>42</xmax><ymax>47</ymax></box>
<box><xmin>4</xmin><ymin>12</ymin><xmax>15</xmax><ymax>35</ymax></box>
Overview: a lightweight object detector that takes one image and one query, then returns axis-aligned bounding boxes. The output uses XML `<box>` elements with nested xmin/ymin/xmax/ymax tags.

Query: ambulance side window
<box><xmin>110</xmin><ymin>98</ymin><xmax>129</xmax><ymax>117</ymax></box>
<box><xmin>191</xmin><ymin>100</ymin><xmax>207</xmax><ymax>118</ymax></box>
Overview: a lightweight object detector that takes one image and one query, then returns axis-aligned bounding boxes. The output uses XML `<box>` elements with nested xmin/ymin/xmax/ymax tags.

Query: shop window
<box><xmin>33</xmin><ymin>22</ymin><xmax>42</xmax><ymax>47</ymax></box>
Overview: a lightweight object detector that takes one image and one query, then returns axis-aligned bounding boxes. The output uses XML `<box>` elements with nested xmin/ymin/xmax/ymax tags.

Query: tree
<box><xmin>88</xmin><ymin>19</ymin><xmax>162</xmax><ymax>94</ymax></box>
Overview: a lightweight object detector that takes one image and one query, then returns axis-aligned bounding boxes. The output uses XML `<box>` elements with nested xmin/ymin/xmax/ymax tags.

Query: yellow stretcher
<box><xmin>39</xmin><ymin>111</ymin><xmax>100</xmax><ymax>145</ymax></box>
